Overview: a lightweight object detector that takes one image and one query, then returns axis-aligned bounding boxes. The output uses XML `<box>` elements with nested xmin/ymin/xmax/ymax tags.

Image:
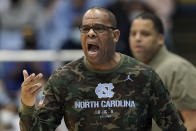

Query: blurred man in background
<box><xmin>129</xmin><ymin>12</ymin><xmax>196</xmax><ymax>131</ymax></box>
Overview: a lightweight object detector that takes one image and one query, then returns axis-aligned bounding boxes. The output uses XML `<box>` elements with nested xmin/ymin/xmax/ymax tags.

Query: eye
<box><xmin>93</xmin><ymin>25</ymin><xmax>105</xmax><ymax>32</ymax></box>
<box><xmin>141</xmin><ymin>31</ymin><xmax>150</xmax><ymax>36</ymax></box>
<box><xmin>82</xmin><ymin>26</ymin><xmax>90</xmax><ymax>32</ymax></box>
<box><xmin>131</xmin><ymin>31</ymin><xmax>136</xmax><ymax>36</ymax></box>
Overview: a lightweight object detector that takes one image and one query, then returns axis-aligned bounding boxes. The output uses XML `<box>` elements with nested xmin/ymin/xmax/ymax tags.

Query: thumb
<box><xmin>23</xmin><ymin>69</ymin><xmax>29</xmax><ymax>80</ymax></box>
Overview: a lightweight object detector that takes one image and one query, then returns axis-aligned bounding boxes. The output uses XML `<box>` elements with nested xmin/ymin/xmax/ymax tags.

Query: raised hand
<box><xmin>21</xmin><ymin>70</ymin><xmax>43</xmax><ymax>106</ymax></box>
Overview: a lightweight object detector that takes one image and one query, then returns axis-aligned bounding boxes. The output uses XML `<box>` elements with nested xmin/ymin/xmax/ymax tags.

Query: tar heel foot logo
<box><xmin>95</xmin><ymin>83</ymin><xmax>114</xmax><ymax>99</ymax></box>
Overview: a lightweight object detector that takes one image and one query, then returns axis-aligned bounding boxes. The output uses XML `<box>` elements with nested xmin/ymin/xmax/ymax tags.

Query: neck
<box><xmin>143</xmin><ymin>60</ymin><xmax>150</xmax><ymax>64</ymax></box>
<box><xmin>87</xmin><ymin>53</ymin><xmax>121</xmax><ymax>70</ymax></box>
<box><xmin>141</xmin><ymin>45</ymin><xmax>164</xmax><ymax>64</ymax></box>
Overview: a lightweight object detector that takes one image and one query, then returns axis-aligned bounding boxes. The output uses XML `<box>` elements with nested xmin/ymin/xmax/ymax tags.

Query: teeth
<box><xmin>88</xmin><ymin>50</ymin><xmax>97</xmax><ymax>55</ymax></box>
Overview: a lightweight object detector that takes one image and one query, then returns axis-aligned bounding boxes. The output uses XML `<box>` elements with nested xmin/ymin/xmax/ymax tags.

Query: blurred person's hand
<box><xmin>21</xmin><ymin>70</ymin><xmax>43</xmax><ymax>106</ymax></box>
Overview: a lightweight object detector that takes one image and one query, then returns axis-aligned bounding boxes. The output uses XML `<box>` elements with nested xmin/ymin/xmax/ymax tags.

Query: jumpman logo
<box><xmin>125</xmin><ymin>74</ymin><xmax>133</xmax><ymax>82</ymax></box>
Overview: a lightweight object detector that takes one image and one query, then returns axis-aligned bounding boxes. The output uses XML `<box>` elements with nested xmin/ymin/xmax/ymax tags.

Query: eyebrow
<box><xmin>82</xmin><ymin>24</ymin><xmax>103</xmax><ymax>26</ymax></box>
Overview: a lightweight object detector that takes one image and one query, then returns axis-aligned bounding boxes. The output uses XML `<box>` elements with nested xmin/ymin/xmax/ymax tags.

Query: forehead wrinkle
<box><xmin>82</xmin><ymin>9</ymin><xmax>110</xmax><ymax>25</ymax></box>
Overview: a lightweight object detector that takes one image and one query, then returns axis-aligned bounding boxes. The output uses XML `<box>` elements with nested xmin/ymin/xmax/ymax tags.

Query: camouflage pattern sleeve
<box><xmin>149</xmin><ymin>70</ymin><xmax>186</xmax><ymax>131</ymax></box>
<box><xmin>19</xmin><ymin>102</ymin><xmax>35</xmax><ymax>131</ymax></box>
<box><xmin>19</xmin><ymin>68</ymin><xmax>69</xmax><ymax>131</ymax></box>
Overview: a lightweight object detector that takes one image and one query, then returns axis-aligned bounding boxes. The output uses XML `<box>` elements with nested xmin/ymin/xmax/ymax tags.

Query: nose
<box><xmin>135</xmin><ymin>33</ymin><xmax>141</xmax><ymax>41</ymax></box>
<box><xmin>87</xmin><ymin>28</ymin><xmax>96</xmax><ymax>38</ymax></box>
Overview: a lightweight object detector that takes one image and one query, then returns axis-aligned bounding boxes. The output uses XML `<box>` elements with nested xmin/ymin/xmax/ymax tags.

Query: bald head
<box><xmin>82</xmin><ymin>7</ymin><xmax>117</xmax><ymax>28</ymax></box>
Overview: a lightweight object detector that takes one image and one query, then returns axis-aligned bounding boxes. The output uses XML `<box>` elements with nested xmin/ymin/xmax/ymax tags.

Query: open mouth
<box><xmin>88</xmin><ymin>44</ymin><xmax>99</xmax><ymax>55</ymax></box>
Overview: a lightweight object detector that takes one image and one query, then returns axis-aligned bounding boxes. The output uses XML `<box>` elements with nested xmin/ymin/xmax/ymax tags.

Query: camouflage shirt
<box><xmin>19</xmin><ymin>53</ymin><xmax>186</xmax><ymax>131</ymax></box>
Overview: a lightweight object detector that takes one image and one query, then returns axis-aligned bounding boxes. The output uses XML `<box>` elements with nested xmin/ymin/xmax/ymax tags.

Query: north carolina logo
<box><xmin>95</xmin><ymin>83</ymin><xmax>114</xmax><ymax>98</ymax></box>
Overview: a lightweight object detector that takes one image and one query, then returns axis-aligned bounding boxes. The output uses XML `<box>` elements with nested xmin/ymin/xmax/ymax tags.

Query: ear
<box><xmin>158</xmin><ymin>34</ymin><xmax>164</xmax><ymax>46</ymax></box>
<box><xmin>113</xmin><ymin>29</ymin><xmax>120</xmax><ymax>43</ymax></box>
